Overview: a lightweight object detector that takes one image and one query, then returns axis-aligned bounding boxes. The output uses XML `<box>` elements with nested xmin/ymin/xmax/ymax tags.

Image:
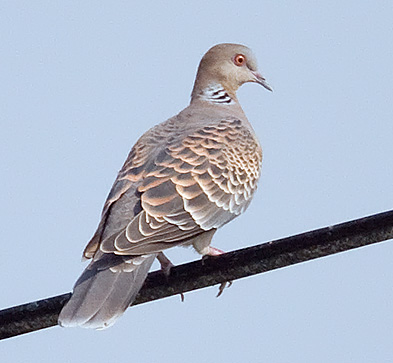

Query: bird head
<box><xmin>192</xmin><ymin>43</ymin><xmax>272</xmax><ymax>101</ymax></box>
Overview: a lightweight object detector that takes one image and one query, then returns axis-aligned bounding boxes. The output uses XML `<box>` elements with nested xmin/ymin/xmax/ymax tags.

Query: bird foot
<box><xmin>217</xmin><ymin>281</ymin><xmax>233</xmax><ymax>297</ymax></box>
<box><xmin>156</xmin><ymin>252</ymin><xmax>185</xmax><ymax>302</ymax></box>
<box><xmin>201</xmin><ymin>246</ymin><xmax>233</xmax><ymax>297</ymax></box>
<box><xmin>157</xmin><ymin>252</ymin><xmax>174</xmax><ymax>277</ymax></box>
<box><xmin>201</xmin><ymin>246</ymin><xmax>225</xmax><ymax>263</ymax></box>
<box><xmin>205</xmin><ymin>246</ymin><xmax>225</xmax><ymax>256</ymax></box>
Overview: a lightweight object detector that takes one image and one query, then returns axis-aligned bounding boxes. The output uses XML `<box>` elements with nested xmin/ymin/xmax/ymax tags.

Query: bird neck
<box><xmin>190</xmin><ymin>82</ymin><xmax>238</xmax><ymax>105</ymax></box>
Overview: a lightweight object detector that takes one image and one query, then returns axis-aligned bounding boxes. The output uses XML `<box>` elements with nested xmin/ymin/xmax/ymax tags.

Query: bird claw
<box><xmin>216</xmin><ymin>281</ymin><xmax>233</xmax><ymax>297</ymax></box>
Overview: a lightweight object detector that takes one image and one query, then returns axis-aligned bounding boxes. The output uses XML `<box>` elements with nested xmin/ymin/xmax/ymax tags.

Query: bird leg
<box><xmin>202</xmin><ymin>246</ymin><xmax>233</xmax><ymax>297</ymax></box>
<box><xmin>157</xmin><ymin>252</ymin><xmax>174</xmax><ymax>277</ymax></box>
<box><xmin>156</xmin><ymin>252</ymin><xmax>184</xmax><ymax>302</ymax></box>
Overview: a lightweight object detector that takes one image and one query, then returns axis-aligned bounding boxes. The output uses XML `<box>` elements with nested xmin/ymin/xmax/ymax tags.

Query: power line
<box><xmin>1</xmin><ymin>209</ymin><xmax>393</xmax><ymax>340</ymax></box>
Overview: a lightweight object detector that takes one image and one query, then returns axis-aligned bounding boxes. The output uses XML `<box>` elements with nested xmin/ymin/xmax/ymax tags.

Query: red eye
<box><xmin>233</xmin><ymin>54</ymin><xmax>246</xmax><ymax>66</ymax></box>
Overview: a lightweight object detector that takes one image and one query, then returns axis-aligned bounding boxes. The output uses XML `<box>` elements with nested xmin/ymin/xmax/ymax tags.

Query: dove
<box><xmin>58</xmin><ymin>43</ymin><xmax>272</xmax><ymax>329</ymax></box>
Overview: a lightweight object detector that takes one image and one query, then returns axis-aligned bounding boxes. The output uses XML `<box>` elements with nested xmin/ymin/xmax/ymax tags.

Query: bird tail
<box><xmin>58</xmin><ymin>253</ymin><xmax>156</xmax><ymax>329</ymax></box>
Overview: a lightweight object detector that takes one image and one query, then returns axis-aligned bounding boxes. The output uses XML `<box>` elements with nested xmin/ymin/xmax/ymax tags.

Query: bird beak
<box><xmin>251</xmin><ymin>71</ymin><xmax>273</xmax><ymax>92</ymax></box>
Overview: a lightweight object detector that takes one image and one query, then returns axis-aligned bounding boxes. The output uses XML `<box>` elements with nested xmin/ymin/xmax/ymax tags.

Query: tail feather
<box><xmin>58</xmin><ymin>253</ymin><xmax>156</xmax><ymax>329</ymax></box>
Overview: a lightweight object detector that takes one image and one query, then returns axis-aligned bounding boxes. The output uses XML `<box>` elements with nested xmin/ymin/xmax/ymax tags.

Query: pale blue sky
<box><xmin>1</xmin><ymin>1</ymin><xmax>393</xmax><ymax>362</ymax></box>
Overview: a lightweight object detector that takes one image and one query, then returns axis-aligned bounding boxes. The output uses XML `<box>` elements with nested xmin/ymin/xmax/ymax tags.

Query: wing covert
<box><xmin>91</xmin><ymin>119</ymin><xmax>262</xmax><ymax>257</ymax></box>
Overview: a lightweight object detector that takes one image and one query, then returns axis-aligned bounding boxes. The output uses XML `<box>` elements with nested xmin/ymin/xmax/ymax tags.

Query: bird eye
<box><xmin>233</xmin><ymin>54</ymin><xmax>246</xmax><ymax>66</ymax></box>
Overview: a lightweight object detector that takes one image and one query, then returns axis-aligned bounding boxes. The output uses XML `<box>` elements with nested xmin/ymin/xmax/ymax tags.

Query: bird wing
<box><xmin>84</xmin><ymin>118</ymin><xmax>262</xmax><ymax>258</ymax></box>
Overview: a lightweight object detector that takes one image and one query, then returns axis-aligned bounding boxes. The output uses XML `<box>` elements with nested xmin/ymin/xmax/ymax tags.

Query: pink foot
<box><xmin>201</xmin><ymin>246</ymin><xmax>225</xmax><ymax>263</ymax></box>
<box><xmin>217</xmin><ymin>281</ymin><xmax>233</xmax><ymax>297</ymax></box>
<box><xmin>157</xmin><ymin>252</ymin><xmax>174</xmax><ymax>277</ymax></box>
<box><xmin>201</xmin><ymin>246</ymin><xmax>233</xmax><ymax>297</ymax></box>
<box><xmin>205</xmin><ymin>246</ymin><xmax>225</xmax><ymax>256</ymax></box>
<box><xmin>156</xmin><ymin>252</ymin><xmax>185</xmax><ymax>302</ymax></box>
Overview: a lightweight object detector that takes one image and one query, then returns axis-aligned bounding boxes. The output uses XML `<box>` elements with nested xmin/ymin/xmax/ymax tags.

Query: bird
<box><xmin>58</xmin><ymin>43</ymin><xmax>272</xmax><ymax>329</ymax></box>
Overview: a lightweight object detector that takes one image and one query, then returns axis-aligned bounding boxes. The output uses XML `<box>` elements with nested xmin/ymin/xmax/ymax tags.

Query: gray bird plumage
<box><xmin>58</xmin><ymin>43</ymin><xmax>271</xmax><ymax>329</ymax></box>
